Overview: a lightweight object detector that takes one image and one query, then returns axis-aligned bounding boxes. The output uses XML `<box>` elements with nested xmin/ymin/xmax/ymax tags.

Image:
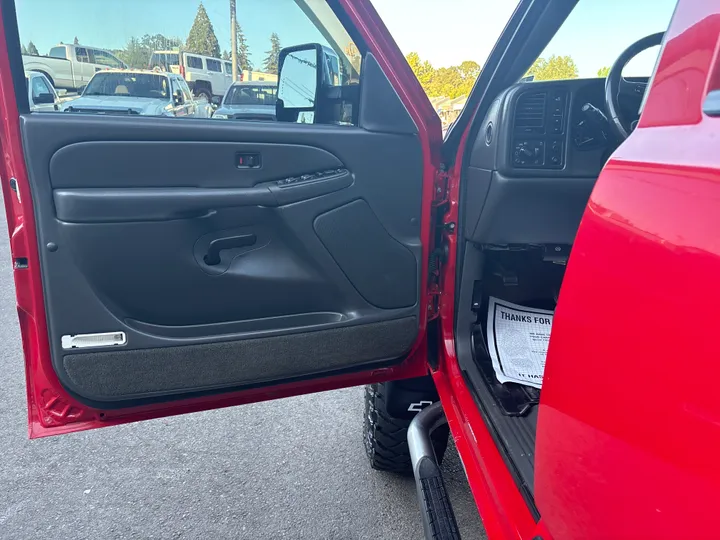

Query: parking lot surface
<box><xmin>0</xmin><ymin>200</ymin><xmax>485</xmax><ymax>540</ymax></box>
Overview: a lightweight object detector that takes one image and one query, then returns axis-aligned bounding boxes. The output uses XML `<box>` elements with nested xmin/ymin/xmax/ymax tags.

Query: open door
<box><xmin>0</xmin><ymin>0</ymin><xmax>443</xmax><ymax>437</ymax></box>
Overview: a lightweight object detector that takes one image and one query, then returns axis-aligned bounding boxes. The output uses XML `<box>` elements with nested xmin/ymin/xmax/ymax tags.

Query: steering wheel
<box><xmin>605</xmin><ymin>32</ymin><xmax>665</xmax><ymax>141</ymax></box>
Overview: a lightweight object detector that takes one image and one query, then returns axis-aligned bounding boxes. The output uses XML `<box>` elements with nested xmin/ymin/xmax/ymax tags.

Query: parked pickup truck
<box><xmin>63</xmin><ymin>70</ymin><xmax>212</xmax><ymax>118</ymax></box>
<box><xmin>22</xmin><ymin>43</ymin><xmax>127</xmax><ymax>91</ymax></box>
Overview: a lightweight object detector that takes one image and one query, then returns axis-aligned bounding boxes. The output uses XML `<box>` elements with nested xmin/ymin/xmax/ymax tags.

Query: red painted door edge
<box><xmin>430</xmin><ymin>111</ymin><xmax>537</xmax><ymax>540</ymax></box>
<box><xmin>0</xmin><ymin>0</ymin><xmax>442</xmax><ymax>438</ymax></box>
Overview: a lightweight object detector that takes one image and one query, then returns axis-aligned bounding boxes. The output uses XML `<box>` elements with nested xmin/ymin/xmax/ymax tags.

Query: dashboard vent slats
<box><xmin>514</xmin><ymin>92</ymin><xmax>547</xmax><ymax>133</ymax></box>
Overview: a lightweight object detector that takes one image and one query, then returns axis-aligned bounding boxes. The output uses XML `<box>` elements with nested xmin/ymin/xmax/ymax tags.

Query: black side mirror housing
<box><xmin>173</xmin><ymin>90</ymin><xmax>184</xmax><ymax>106</ymax></box>
<box><xmin>276</xmin><ymin>43</ymin><xmax>341</xmax><ymax>123</ymax></box>
<box><xmin>77</xmin><ymin>85</ymin><xmax>86</xmax><ymax>95</ymax></box>
<box><xmin>34</xmin><ymin>92</ymin><xmax>55</xmax><ymax>104</ymax></box>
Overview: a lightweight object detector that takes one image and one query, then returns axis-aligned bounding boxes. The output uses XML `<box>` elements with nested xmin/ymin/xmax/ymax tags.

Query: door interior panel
<box><xmin>21</xmin><ymin>71</ymin><xmax>424</xmax><ymax>406</ymax></box>
<box><xmin>63</xmin><ymin>317</ymin><xmax>419</xmax><ymax>403</ymax></box>
<box><xmin>48</xmin><ymin>141</ymin><xmax>343</xmax><ymax>188</ymax></box>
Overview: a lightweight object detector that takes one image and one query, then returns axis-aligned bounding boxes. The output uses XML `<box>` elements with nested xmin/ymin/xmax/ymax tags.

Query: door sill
<box><xmin>458</xmin><ymin>353</ymin><xmax>540</xmax><ymax>520</ymax></box>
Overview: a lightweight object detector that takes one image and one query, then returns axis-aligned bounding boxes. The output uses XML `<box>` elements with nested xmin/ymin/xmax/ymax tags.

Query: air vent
<box><xmin>514</xmin><ymin>92</ymin><xmax>547</xmax><ymax>133</ymax></box>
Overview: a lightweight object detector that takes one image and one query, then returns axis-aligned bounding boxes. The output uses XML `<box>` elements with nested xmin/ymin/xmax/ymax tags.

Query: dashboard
<box><xmin>464</xmin><ymin>78</ymin><xmax>645</xmax><ymax>246</ymax></box>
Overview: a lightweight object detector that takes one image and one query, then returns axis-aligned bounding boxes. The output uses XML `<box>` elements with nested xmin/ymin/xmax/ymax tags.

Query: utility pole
<box><xmin>230</xmin><ymin>0</ymin><xmax>238</xmax><ymax>81</ymax></box>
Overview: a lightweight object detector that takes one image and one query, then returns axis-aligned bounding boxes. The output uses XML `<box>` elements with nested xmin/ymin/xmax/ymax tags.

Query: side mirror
<box><xmin>173</xmin><ymin>89</ymin><xmax>184</xmax><ymax>106</ymax></box>
<box><xmin>34</xmin><ymin>92</ymin><xmax>55</xmax><ymax>104</ymax></box>
<box><xmin>77</xmin><ymin>85</ymin><xmax>86</xmax><ymax>95</ymax></box>
<box><xmin>212</xmin><ymin>95</ymin><xmax>222</xmax><ymax>106</ymax></box>
<box><xmin>277</xmin><ymin>44</ymin><xmax>322</xmax><ymax>115</ymax></box>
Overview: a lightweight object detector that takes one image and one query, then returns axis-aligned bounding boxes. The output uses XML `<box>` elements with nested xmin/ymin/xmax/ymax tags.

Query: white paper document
<box><xmin>486</xmin><ymin>297</ymin><xmax>554</xmax><ymax>389</ymax></box>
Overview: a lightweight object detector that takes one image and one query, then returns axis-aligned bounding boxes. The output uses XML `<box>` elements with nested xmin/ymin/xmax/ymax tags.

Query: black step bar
<box><xmin>408</xmin><ymin>402</ymin><xmax>461</xmax><ymax>540</ymax></box>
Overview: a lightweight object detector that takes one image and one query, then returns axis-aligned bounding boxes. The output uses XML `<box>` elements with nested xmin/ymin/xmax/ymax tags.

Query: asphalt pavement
<box><xmin>0</xmin><ymin>200</ymin><xmax>486</xmax><ymax>539</ymax></box>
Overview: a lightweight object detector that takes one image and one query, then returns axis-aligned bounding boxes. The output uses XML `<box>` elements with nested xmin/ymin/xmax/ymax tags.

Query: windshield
<box><xmin>224</xmin><ymin>85</ymin><xmax>277</xmax><ymax>106</ymax></box>
<box><xmin>84</xmin><ymin>73</ymin><xmax>169</xmax><ymax>99</ymax></box>
<box><xmin>149</xmin><ymin>52</ymin><xmax>179</xmax><ymax>70</ymax></box>
<box><xmin>526</xmin><ymin>0</ymin><xmax>678</xmax><ymax>82</ymax></box>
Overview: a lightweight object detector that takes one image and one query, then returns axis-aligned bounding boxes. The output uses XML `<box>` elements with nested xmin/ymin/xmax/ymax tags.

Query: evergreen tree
<box><xmin>21</xmin><ymin>43</ymin><xmax>28</xmax><ymax>55</ymax></box>
<box><xmin>185</xmin><ymin>2</ymin><xmax>221</xmax><ymax>58</ymax></box>
<box><xmin>27</xmin><ymin>41</ymin><xmax>39</xmax><ymax>56</ymax></box>
<box><xmin>262</xmin><ymin>33</ymin><xmax>281</xmax><ymax>74</ymax></box>
<box><xmin>73</xmin><ymin>36</ymin><xmax>79</xmax><ymax>45</ymax></box>
<box><xmin>236</xmin><ymin>23</ymin><xmax>252</xmax><ymax>71</ymax></box>
<box><xmin>222</xmin><ymin>50</ymin><xmax>230</xmax><ymax>60</ymax></box>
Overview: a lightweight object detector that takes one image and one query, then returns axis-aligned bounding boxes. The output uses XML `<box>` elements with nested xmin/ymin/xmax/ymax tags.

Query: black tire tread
<box><xmin>363</xmin><ymin>382</ymin><xmax>448</xmax><ymax>475</ymax></box>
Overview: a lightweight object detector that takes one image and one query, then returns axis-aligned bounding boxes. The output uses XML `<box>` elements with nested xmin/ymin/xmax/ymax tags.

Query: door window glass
<box><xmin>170</xmin><ymin>77</ymin><xmax>184</xmax><ymax>104</ymax></box>
<box><xmin>186</xmin><ymin>55</ymin><xmax>203</xmax><ymax>70</ymax></box>
<box><xmin>75</xmin><ymin>47</ymin><xmax>90</xmax><ymax>63</ymax></box>
<box><xmin>224</xmin><ymin>84</ymin><xmax>277</xmax><ymax>106</ymax></box>
<box><xmin>48</xmin><ymin>46</ymin><xmax>66</xmax><ymax>58</ymax></box>
<box><xmin>92</xmin><ymin>49</ymin><xmax>124</xmax><ymax>68</ymax></box>
<box><xmin>14</xmin><ymin>0</ymin><xmax>362</xmax><ymax>124</ymax></box>
<box><xmin>373</xmin><ymin>0</ymin><xmax>519</xmax><ymax>127</ymax></box>
<box><xmin>30</xmin><ymin>75</ymin><xmax>51</xmax><ymax>100</ymax></box>
<box><xmin>526</xmin><ymin>0</ymin><xmax>678</xmax><ymax>82</ymax></box>
<box><xmin>179</xmin><ymin>79</ymin><xmax>193</xmax><ymax>103</ymax></box>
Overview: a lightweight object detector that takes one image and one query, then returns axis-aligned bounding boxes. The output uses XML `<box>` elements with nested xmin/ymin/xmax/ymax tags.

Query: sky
<box><xmin>16</xmin><ymin>0</ymin><xmax>678</xmax><ymax>78</ymax></box>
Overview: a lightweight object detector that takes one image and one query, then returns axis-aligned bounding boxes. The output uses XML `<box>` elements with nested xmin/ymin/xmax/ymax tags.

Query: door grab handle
<box><xmin>204</xmin><ymin>234</ymin><xmax>257</xmax><ymax>265</ymax></box>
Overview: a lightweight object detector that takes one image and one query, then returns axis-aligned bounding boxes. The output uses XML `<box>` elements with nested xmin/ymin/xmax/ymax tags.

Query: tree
<box><xmin>456</xmin><ymin>60</ymin><xmax>481</xmax><ymax>95</ymax></box>
<box><xmin>597</xmin><ymin>66</ymin><xmax>610</xmax><ymax>78</ymax></box>
<box><xmin>21</xmin><ymin>43</ymin><xmax>28</xmax><ymax>55</ymax></box>
<box><xmin>186</xmin><ymin>2</ymin><xmax>220</xmax><ymax>58</ymax></box>
<box><xmin>428</xmin><ymin>66</ymin><xmax>465</xmax><ymax>98</ymax></box>
<box><xmin>141</xmin><ymin>33</ymin><xmax>182</xmax><ymax>52</ymax></box>
<box><xmin>27</xmin><ymin>41</ymin><xmax>39</xmax><ymax>56</ymax></box>
<box><xmin>116</xmin><ymin>34</ymin><xmax>183</xmax><ymax>69</ymax></box>
<box><xmin>222</xmin><ymin>50</ymin><xmax>230</xmax><ymax>60</ymax></box>
<box><xmin>525</xmin><ymin>55</ymin><xmax>578</xmax><ymax>81</ymax></box>
<box><xmin>236</xmin><ymin>24</ymin><xmax>252</xmax><ymax>71</ymax></box>
<box><xmin>262</xmin><ymin>33</ymin><xmax>281</xmax><ymax>74</ymax></box>
<box><xmin>406</xmin><ymin>52</ymin><xmax>434</xmax><ymax>89</ymax></box>
<box><xmin>73</xmin><ymin>36</ymin><xmax>79</xmax><ymax>45</ymax></box>
<box><xmin>115</xmin><ymin>37</ymin><xmax>147</xmax><ymax>68</ymax></box>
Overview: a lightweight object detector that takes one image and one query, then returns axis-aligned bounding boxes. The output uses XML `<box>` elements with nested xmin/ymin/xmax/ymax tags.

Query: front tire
<box><xmin>363</xmin><ymin>382</ymin><xmax>449</xmax><ymax>475</ymax></box>
<box><xmin>194</xmin><ymin>87</ymin><xmax>212</xmax><ymax>102</ymax></box>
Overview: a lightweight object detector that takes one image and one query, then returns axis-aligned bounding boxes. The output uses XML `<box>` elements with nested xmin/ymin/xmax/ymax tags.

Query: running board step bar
<box><xmin>408</xmin><ymin>402</ymin><xmax>461</xmax><ymax>540</ymax></box>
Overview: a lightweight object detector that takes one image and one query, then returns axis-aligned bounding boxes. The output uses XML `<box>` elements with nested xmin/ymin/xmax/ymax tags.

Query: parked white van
<box><xmin>149</xmin><ymin>50</ymin><xmax>232</xmax><ymax>101</ymax></box>
<box><xmin>23</xmin><ymin>43</ymin><xmax>127</xmax><ymax>91</ymax></box>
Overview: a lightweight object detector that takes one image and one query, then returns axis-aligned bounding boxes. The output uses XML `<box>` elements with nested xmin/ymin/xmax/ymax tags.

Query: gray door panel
<box><xmin>21</xmin><ymin>112</ymin><xmax>424</xmax><ymax>407</ymax></box>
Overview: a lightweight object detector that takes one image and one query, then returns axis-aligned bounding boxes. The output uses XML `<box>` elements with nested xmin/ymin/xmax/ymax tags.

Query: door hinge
<box><xmin>427</xmin><ymin>166</ymin><xmax>452</xmax><ymax>321</ymax></box>
<box><xmin>433</xmin><ymin>167</ymin><xmax>450</xmax><ymax>206</ymax></box>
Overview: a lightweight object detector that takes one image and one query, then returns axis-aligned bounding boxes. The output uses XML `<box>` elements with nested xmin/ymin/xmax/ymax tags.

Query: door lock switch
<box><xmin>236</xmin><ymin>153</ymin><xmax>261</xmax><ymax>168</ymax></box>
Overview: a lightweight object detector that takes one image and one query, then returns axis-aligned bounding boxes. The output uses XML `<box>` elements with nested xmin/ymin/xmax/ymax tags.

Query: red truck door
<box><xmin>536</xmin><ymin>2</ymin><xmax>720</xmax><ymax>538</ymax></box>
<box><xmin>0</xmin><ymin>0</ymin><xmax>442</xmax><ymax>438</ymax></box>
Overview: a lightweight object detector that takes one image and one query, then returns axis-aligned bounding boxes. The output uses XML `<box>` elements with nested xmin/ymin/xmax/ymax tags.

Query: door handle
<box><xmin>204</xmin><ymin>234</ymin><xmax>257</xmax><ymax>265</ymax></box>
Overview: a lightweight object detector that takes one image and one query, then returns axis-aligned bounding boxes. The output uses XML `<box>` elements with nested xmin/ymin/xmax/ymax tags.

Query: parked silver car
<box><xmin>63</xmin><ymin>70</ymin><xmax>212</xmax><ymax>117</ymax></box>
<box><xmin>213</xmin><ymin>81</ymin><xmax>277</xmax><ymax>121</ymax></box>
